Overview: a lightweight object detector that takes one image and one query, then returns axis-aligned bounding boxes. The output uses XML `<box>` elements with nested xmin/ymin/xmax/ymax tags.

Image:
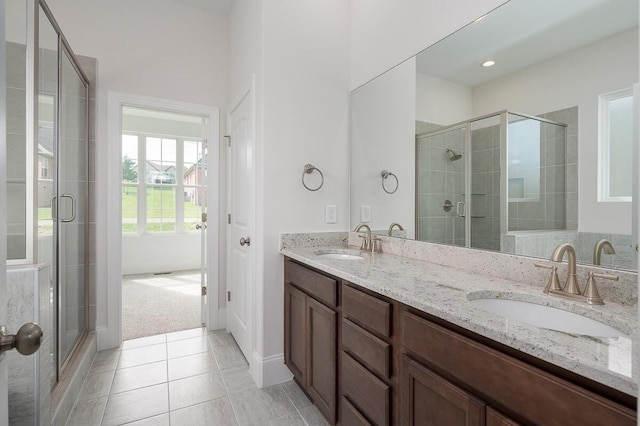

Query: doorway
<box><xmin>106</xmin><ymin>92</ymin><xmax>219</xmax><ymax>347</ymax></box>
<box><xmin>120</xmin><ymin>106</ymin><xmax>209</xmax><ymax>340</ymax></box>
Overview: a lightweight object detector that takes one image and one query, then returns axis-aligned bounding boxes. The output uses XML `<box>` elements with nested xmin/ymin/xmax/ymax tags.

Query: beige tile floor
<box><xmin>66</xmin><ymin>328</ymin><xmax>329</xmax><ymax>426</ymax></box>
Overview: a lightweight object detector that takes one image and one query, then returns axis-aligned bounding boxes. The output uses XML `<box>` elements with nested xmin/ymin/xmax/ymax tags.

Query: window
<box><xmin>121</xmin><ymin>107</ymin><xmax>206</xmax><ymax>234</ymax></box>
<box><xmin>599</xmin><ymin>88</ymin><xmax>633</xmax><ymax>202</ymax></box>
<box><xmin>40</xmin><ymin>156</ymin><xmax>49</xmax><ymax>178</ymax></box>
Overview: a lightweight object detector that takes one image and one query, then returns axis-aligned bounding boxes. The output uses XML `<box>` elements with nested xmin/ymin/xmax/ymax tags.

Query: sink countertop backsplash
<box><xmin>280</xmin><ymin>231</ymin><xmax>638</xmax><ymax>397</ymax></box>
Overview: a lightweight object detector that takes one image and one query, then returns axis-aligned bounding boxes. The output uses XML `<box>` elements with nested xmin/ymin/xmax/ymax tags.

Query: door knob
<box><xmin>195</xmin><ymin>224</ymin><xmax>207</xmax><ymax>230</ymax></box>
<box><xmin>0</xmin><ymin>323</ymin><xmax>43</xmax><ymax>357</ymax></box>
<box><xmin>240</xmin><ymin>237</ymin><xmax>251</xmax><ymax>246</ymax></box>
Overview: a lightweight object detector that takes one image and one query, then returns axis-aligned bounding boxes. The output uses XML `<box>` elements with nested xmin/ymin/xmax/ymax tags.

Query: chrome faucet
<box><xmin>388</xmin><ymin>222</ymin><xmax>404</xmax><ymax>236</ymax></box>
<box><xmin>593</xmin><ymin>239</ymin><xmax>615</xmax><ymax>266</ymax></box>
<box><xmin>550</xmin><ymin>243</ymin><xmax>580</xmax><ymax>295</ymax></box>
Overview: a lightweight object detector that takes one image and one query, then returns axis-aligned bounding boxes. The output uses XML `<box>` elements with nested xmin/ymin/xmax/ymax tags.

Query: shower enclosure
<box><xmin>5</xmin><ymin>0</ymin><xmax>89</xmax><ymax>387</ymax></box>
<box><xmin>416</xmin><ymin>110</ymin><xmax>567</xmax><ymax>251</ymax></box>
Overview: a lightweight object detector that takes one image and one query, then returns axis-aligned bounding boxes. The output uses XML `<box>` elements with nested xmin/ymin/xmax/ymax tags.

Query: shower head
<box><xmin>446</xmin><ymin>148</ymin><xmax>463</xmax><ymax>161</ymax></box>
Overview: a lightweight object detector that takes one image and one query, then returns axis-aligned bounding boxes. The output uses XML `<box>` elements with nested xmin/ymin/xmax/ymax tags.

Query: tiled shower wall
<box><xmin>470</xmin><ymin>120</ymin><xmax>501</xmax><ymax>251</ymax></box>
<box><xmin>76</xmin><ymin>55</ymin><xmax>97</xmax><ymax>334</ymax></box>
<box><xmin>540</xmin><ymin>107</ymin><xmax>579</xmax><ymax>230</ymax></box>
<box><xmin>501</xmin><ymin>231</ymin><xmax>636</xmax><ymax>270</ymax></box>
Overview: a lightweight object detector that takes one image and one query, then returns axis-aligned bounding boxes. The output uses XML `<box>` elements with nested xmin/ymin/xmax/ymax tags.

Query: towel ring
<box><xmin>381</xmin><ymin>170</ymin><xmax>398</xmax><ymax>194</ymax></box>
<box><xmin>302</xmin><ymin>164</ymin><xmax>324</xmax><ymax>191</ymax></box>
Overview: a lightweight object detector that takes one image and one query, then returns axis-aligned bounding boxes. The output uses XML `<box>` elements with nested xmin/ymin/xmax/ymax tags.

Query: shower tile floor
<box><xmin>65</xmin><ymin>328</ymin><xmax>328</xmax><ymax>425</ymax></box>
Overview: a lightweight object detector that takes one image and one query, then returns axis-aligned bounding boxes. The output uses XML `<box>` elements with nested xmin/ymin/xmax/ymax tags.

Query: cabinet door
<box><xmin>284</xmin><ymin>283</ymin><xmax>307</xmax><ymax>384</ymax></box>
<box><xmin>486</xmin><ymin>407</ymin><xmax>522</xmax><ymax>426</ymax></box>
<box><xmin>307</xmin><ymin>297</ymin><xmax>338</xmax><ymax>424</ymax></box>
<box><xmin>401</xmin><ymin>355</ymin><xmax>485</xmax><ymax>426</ymax></box>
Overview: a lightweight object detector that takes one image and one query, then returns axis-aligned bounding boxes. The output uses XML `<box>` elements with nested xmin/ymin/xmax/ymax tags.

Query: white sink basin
<box><xmin>314</xmin><ymin>250</ymin><xmax>365</xmax><ymax>260</ymax></box>
<box><xmin>468</xmin><ymin>297</ymin><xmax>628</xmax><ymax>337</ymax></box>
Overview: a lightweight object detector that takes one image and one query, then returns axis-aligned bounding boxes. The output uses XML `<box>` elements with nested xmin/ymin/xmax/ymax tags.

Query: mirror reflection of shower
<box><xmin>416</xmin><ymin>109</ymin><xmax>569</xmax><ymax>251</ymax></box>
<box><xmin>446</xmin><ymin>148</ymin><xmax>463</xmax><ymax>161</ymax></box>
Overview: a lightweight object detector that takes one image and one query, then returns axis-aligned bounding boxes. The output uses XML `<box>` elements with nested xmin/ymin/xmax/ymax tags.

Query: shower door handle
<box><xmin>61</xmin><ymin>194</ymin><xmax>76</xmax><ymax>223</ymax></box>
<box><xmin>51</xmin><ymin>195</ymin><xmax>58</xmax><ymax>220</ymax></box>
<box><xmin>456</xmin><ymin>201</ymin><xmax>466</xmax><ymax>217</ymax></box>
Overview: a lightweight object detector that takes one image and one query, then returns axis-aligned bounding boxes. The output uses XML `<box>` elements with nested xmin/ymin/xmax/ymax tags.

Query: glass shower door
<box><xmin>57</xmin><ymin>46</ymin><xmax>88</xmax><ymax>369</ymax></box>
<box><xmin>469</xmin><ymin>114</ymin><xmax>502</xmax><ymax>251</ymax></box>
<box><xmin>416</xmin><ymin>125</ymin><xmax>466</xmax><ymax>246</ymax></box>
<box><xmin>36</xmin><ymin>4</ymin><xmax>58</xmax><ymax>387</ymax></box>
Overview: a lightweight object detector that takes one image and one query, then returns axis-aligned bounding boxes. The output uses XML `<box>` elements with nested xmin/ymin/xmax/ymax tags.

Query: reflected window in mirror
<box><xmin>598</xmin><ymin>88</ymin><xmax>633</xmax><ymax>202</ymax></box>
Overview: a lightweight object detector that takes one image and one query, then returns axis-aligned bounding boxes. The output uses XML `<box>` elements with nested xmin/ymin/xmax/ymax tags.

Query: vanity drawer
<box><xmin>342</xmin><ymin>352</ymin><xmax>390</xmax><ymax>426</ymax></box>
<box><xmin>285</xmin><ymin>259</ymin><xmax>337</xmax><ymax>307</ymax></box>
<box><xmin>342</xmin><ymin>397</ymin><xmax>373</xmax><ymax>426</ymax></box>
<box><xmin>342</xmin><ymin>319</ymin><xmax>391</xmax><ymax>378</ymax></box>
<box><xmin>342</xmin><ymin>284</ymin><xmax>391</xmax><ymax>338</ymax></box>
<box><xmin>402</xmin><ymin>312</ymin><xmax>636</xmax><ymax>426</ymax></box>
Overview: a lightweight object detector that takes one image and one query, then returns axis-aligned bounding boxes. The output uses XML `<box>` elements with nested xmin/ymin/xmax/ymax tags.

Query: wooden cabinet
<box><xmin>400</xmin><ymin>355</ymin><xmax>485</xmax><ymax>426</ymax></box>
<box><xmin>401</xmin><ymin>311</ymin><xmax>636</xmax><ymax>426</ymax></box>
<box><xmin>283</xmin><ymin>257</ymin><xmax>636</xmax><ymax>426</ymax></box>
<box><xmin>307</xmin><ymin>297</ymin><xmax>337</xmax><ymax>421</ymax></box>
<box><xmin>284</xmin><ymin>259</ymin><xmax>338</xmax><ymax>424</ymax></box>
<box><xmin>341</xmin><ymin>284</ymin><xmax>394</xmax><ymax>425</ymax></box>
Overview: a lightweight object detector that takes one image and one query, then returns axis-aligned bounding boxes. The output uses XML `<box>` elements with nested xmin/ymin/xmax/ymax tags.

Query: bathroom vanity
<box><xmin>281</xmin><ymin>235</ymin><xmax>637</xmax><ymax>426</ymax></box>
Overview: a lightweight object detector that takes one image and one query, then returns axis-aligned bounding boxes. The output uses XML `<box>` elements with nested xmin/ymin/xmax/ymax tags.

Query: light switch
<box><xmin>326</xmin><ymin>205</ymin><xmax>337</xmax><ymax>224</ymax></box>
<box><xmin>360</xmin><ymin>205</ymin><xmax>371</xmax><ymax>223</ymax></box>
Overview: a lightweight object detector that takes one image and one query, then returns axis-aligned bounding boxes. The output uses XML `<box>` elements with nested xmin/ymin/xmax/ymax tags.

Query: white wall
<box><xmin>473</xmin><ymin>29</ymin><xmax>639</xmax><ymax>234</ymax></box>
<box><xmin>351</xmin><ymin>59</ymin><xmax>416</xmax><ymax>237</ymax></box>
<box><xmin>122</xmin><ymin>234</ymin><xmax>200</xmax><ymax>275</ymax></box>
<box><xmin>349</xmin><ymin>0</ymin><xmax>508</xmax><ymax>90</ymax></box>
<box><xmin>415</xmin><ymin>72</ymin><xmax>472</xmax><ymax>125</ymax></box>
<box><xmin>261</xmin><ymin>0</ymin><xmax>350</xmax><ymax>367</ymax></box>
<box><xmin>230</xmin><ymin>0</ymin><xmax>350</xmax><ymax>384</ymax></box>
<box><xmin>47</xmin><ymin>0</ymin><xmax>229</xmax><ymax>348</ymax></box>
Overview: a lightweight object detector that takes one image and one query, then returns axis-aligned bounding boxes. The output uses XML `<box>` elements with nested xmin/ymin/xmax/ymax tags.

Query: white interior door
<box><xmin>227</xmin><ymin>87</ymin><xmax>254</xmax><ymax>360</ymax></box>
<box><xmin>199</xmin><ymin>136</ymin><xmax>208</xmax><ymax>325</ymax></box>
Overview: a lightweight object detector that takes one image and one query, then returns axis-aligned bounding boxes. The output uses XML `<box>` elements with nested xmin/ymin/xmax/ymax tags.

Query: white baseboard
<box><xmin>250</xmin><ymin>351</ymin><xmax>293</xmax><ymax>387</ymax></box>
<box><xmin>216</xmin><ymin>307</ymin><xmax>227</xmax><ymax>330</ymax></box>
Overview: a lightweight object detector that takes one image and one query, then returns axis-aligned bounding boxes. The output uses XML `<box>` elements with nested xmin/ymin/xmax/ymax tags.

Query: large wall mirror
<box><xmin>350</xmin><ymin>0</ymin><xmax>639</xmax><ymax>271</ymax></box>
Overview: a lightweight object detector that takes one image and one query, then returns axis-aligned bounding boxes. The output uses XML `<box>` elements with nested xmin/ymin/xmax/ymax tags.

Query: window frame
<box><xmin>598</xmin><ymin>87</ymin><xmax>633</xmax><ymax>202</ymax></box>
<box><xmin>121</xmin><ymin>131</ymin><xmax>205</xmax><ymax>235</ymax></box>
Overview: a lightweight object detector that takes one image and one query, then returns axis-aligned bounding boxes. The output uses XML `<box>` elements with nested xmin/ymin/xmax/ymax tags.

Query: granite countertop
<box><xmin>280</xmin><ymin>244</ymin><xmax>638</xmax><ymax>397</ymax></box>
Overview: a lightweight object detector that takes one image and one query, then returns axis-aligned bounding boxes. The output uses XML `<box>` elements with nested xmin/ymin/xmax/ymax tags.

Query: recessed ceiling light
<box><xmin>482</xmin><ymin>60</ymin><xmax>496</xmax><ymax>67</ymax></box>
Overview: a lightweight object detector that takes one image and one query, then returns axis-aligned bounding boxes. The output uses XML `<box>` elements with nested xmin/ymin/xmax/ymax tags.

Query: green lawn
<box><xmin>122</xmin><ymin>186</ymin><xmax>201</xmax><ymax>233</ymax></box>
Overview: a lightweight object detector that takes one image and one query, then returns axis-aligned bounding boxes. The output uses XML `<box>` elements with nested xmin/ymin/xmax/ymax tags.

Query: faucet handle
<box><xmin>592</xmin><ymin>272</ymin><xmax>619</xmax><ymax>281</ymax></box>
<box><xmin>582</xmin><ymin>272</ymin><xmax>615</xmax><ymax>305</ymax></box>
<box><xmin>372</xmin><ymin>236</ymin><xmax>383</xmax><ymax>254</ymax></box>
<box><xmin>534</xmin><ymin>263</ymin><xmax>554</xmax><ymax>270</ymax></box>
<box><xmin>358</xmin><ymin>234</ymin><xmax>369</xmax><ymax>250</ymax></box>
<box><xmin>535</xmin><ymin>263</ymin><xmax>562</xmax><ymax>293</ymax></box>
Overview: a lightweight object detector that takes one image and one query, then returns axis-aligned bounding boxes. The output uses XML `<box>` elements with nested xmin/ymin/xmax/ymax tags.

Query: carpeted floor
<box><xmin>122</xmin><ymin>270</ymin><xmax>202</xmax><ymax>341</ymax></box>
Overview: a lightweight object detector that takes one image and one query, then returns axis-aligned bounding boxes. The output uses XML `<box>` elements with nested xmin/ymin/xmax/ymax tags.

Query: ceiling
<box><xmin>416</xmin><ymin>0</ymin><xmax>639</xmax><ymax>87</ymax></box>
<box><xmin>170</xmin><ymin>0</ymin><xmax>234</xmax><ymax>14</ymax></box>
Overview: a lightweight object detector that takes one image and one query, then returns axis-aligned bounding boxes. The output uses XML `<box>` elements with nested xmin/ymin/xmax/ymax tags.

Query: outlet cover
<box><xmin>360</xmin><ymin>205</ymin><xmax>371</xmax><ymax>223</ymax></box>
<box><xmin>326</xmin><ymin>205</ymin><xmax>337</xmax><ymax>224</ymax></box>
